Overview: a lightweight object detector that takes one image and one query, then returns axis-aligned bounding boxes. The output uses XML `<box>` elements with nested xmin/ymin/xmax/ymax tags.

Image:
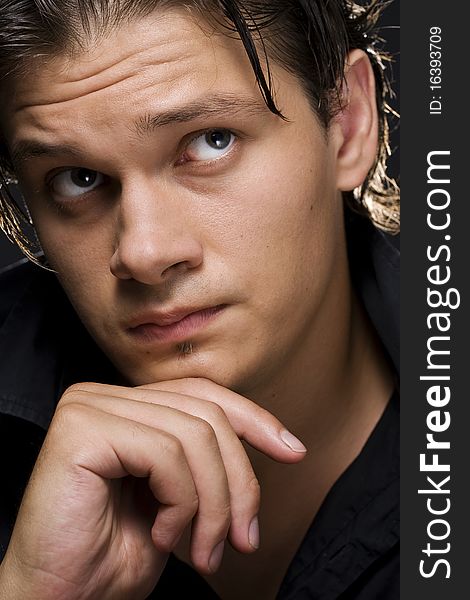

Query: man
<box><xmin>0</xmin><ymin>1</ymin><xmax>399</xmax><ymax>598</ymax></box>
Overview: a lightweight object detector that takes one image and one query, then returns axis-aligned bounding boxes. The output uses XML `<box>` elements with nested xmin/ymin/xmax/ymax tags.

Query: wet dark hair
<box><xmin>0</xmin><ymin>0</ymin><xmax>399</xmax><ymax>265</ymax></box>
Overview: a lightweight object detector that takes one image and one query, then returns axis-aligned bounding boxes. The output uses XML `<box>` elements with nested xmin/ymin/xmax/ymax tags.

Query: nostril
<box><xmin>109</xmin><ymin>225</ymin><xmax>203</xmax><ymax>285</ymax></box>
<box><xmin>109</xmin><ymin>250</ymin><xmax>132</xmax><ymax>280</ymax></box>
<box><xmin>160</xmin><ymin>260</ymin><xmax>192</xmax><ymax>279</ymax></box>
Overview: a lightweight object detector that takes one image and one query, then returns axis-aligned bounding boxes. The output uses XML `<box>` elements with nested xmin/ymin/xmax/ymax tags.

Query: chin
<box><xmin>121</xmin><ymin>348</ymin><xmax>244</xmax><ymax>390</ymax></box>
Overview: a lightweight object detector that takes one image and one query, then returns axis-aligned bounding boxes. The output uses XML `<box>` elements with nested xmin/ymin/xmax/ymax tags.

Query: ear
<box><xmin>331</xmin><ymin>49</ymin><xmax>379</xmax><ymax>192</ymax></box>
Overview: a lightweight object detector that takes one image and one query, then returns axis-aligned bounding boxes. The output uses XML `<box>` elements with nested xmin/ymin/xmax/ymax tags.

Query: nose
<box><xmin>109</xmin><ymin>181</ymin><xmax>203</xmax><ymax>285</ymax></box>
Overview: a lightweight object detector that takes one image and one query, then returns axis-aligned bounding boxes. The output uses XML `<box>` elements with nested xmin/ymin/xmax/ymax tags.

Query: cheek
<box><xmin>209</xmin><ymin>149</ymin><xmax>341</xmax><ymax>283</ymax></box>
<box><xmin>37</xmin><ymin>222</ymin><xmax>107</xmax><ymax>275</ymax></box>
<box><xmin>213</xmin><ymin>151</ymin><xmax>344</xmax><ymax>351</ymax></box>
<box><xmin>32</xmin><ymin>215</ymin><xmax>114</xmax><ymax>322</ymax></box>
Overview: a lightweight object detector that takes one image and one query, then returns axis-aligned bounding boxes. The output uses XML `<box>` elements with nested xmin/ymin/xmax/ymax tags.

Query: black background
<box><xmin>0</xmin><ymin>1</ymin><xmax>400</xmax><ymax>268</ymax></box>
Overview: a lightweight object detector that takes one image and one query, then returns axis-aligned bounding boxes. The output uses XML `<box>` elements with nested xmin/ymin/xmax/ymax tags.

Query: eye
<box><xmin>48</xmin><ymin>168</ymin><xmax>105</xmax><ymax>199</ymax></box>
<box><xmin>184</xmin><ymin>129</ymin><xmax>236</xmax><ymax>162</ymax></box>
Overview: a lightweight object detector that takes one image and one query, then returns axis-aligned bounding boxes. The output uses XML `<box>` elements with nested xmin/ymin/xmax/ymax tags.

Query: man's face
<box><xmin>2</xmin><ymin>9</ymin><xmax>347</xmax><ymax>393</ymax></box>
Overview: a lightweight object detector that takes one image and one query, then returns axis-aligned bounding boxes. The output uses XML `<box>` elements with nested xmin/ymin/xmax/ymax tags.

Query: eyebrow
<box><xmin>10</xmin><ymin>94</ymin><xmax>271</xmax><ymax>166</ymax></box>
<box><xmin>10</xmin><ymin>140</ymin><xmax>84</xmax><ymax>166</ymax></box>
<box><xmin>133</xmin><ymin>94</ymin><xmax>270</xmax><ymax>136</ymax></box>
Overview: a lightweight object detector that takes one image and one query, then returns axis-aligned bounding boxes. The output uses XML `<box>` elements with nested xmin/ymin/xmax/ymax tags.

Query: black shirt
<box><xmin>0</xmin><ymin>213</ymin><xmax>400</xmax><ymax>598</ymax></box>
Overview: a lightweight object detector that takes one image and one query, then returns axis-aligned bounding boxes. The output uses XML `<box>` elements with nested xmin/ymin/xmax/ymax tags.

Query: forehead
<box><xmin>3</xmin><ymin>8</ymin><xmax>275</xmax><ymax>139</ymax></box>
<box><xmin>15</xmin><ymin>11</ymin><xmax>215</xmax><ymax>104</ymax></box>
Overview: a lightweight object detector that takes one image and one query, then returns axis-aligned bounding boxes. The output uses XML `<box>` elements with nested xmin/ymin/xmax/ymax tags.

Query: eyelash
<box><xmin>178</xmin><ymin>128</ymin><xmax>238</xmax><ymax>165</ymax></box>
<box><xmin>44</xmin><ymin>127</ymin><xmax>240</xmax><ymax>206</ymax></box>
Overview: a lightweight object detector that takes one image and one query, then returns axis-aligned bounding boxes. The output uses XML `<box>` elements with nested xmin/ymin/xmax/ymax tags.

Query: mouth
<box><xmin>126</xmin><ymin>304</ymin><xmax>227</xmax><ymax>344</ymax></box>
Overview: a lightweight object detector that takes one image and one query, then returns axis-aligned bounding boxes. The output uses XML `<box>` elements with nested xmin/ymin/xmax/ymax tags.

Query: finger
<box><xmin>64</xmin><ymin>381</ymin><xmax>307</xmax><ymax>463</ymax></box>
<box><xmin>52</xmin><ymin>402</ymin><xmax>199</xmax><ymax>556</ymax></box>
<box><xmin>65</xmin><ymin>387</ymin><xmax>260</xmax><ymax>555</ymax></box>
<box><xmin>59</xmin><ymin>393</ymin><xmax>234</xmax><ymax>572</ymax></box>
<box><xmin>141</xmin><ymin>378</ymin><xmax>308</xmax><ymax>461</ymax></box>
<box><xmin>129</xmin><ymin>391</ymin><xmax>261</xmax><ymax>553</ymax></box>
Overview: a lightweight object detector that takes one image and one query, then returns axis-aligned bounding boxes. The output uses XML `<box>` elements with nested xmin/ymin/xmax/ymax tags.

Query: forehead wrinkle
<box><xmin>59</xmin><ymin>36</ymin><xmax>188</xmax><ymax>85</ymax></box>
<box><xmin>16</xmin><ymin>51</ymin><xmax>189</xmax><ymax>112</ymax></box>
<box><xmin>14</xmin><ymin>18</ymin><xmax>199</xmax><ymax>112</ymax></box>
<box><xmin>45</xmin><ymin>7</ymin><xmax>200</xmax><ymax>83</ymax></box>
<box><xmin>16</xmin><ymin>71</ymin><xmax>141</xmax><ymax>111</ymax></box>
<box><xmin>60</xmin><ymin>44</ymin><xmax>175</xmax><ymax>85</ymax></box>
<box><xmin>133</xmin><ymin>94</ymin><xmax>271</xmax><ymax>136</ymax></box>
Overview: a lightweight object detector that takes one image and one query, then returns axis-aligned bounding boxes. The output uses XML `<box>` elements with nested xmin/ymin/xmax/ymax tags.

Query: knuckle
<box><xmin>203</xmin><ymin>401</ymin><xmax>226</xmax><ymax>423</ymax></box>
<box><xmin>151</xmin><ymin>521</ymin><xmax>181</xmax><ymax>554</ymax></box>
<box><xmin>48</xmin><ymin>402</ymin><xmax>93</xmax><ymax>447</ymax></box>
<box><xmin>53</xmin><ymin>400</ymin><xmax>89</xmax><ymax>426</ymax></box>
<box><xmin>152</xmin><ymin>533</ymin><xmax>173</xmax><ymax>554</ymax></box>
<box><xmin>205</xmin><ymin>499</ymin><xmax>231</xmax><ymax>524</ymax></box>
<box><xmin>159</xmin><ymin>432</ymin><xmax>185</xmax><ymax>461</ymax></box>
<box><xmin>59</xmin><ymin>382</ymin><xmax>94</xmax><ymax>405</ymax></box>
<box><xmin>191</xmin><ymin>416</ymin><xmax>217</xmax><ymax>443</ymax></box>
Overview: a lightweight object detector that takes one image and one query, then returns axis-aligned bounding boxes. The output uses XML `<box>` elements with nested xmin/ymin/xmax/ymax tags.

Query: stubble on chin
<box><xmin>177</xmin><ymin>341</ymin><xmax>194</xmax><ymax>357</ymax></box>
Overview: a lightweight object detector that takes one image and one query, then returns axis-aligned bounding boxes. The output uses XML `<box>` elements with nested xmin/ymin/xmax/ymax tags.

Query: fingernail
<box><xmin>209</xmin><ymin>540</ymin><xmax>225</xmax><ymax>573</ymax></box>
<box><xmin>248</xmin><ymin>515</ymin><xmax>260</xmax><ymax>549</ymax></box>
<box><xmin>280</xmin><ymin>429</ymin><xmax>307</xmax><ymax>453</ymax></box>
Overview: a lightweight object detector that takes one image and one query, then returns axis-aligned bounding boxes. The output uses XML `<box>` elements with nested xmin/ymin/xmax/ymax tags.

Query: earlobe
<box><xmin>333</xmin><ymin>49</ymin><xmax>379</xmax><ymax>192</ymax></box>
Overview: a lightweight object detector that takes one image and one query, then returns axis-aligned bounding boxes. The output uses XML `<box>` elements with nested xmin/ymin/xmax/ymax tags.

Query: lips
<box><xmin>126</xmin><ymin>305</ymin><xmax>227</xmax><ymax>344</ymax></box>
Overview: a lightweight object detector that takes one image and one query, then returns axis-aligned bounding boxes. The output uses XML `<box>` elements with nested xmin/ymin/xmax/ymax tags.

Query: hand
<box><xmin>0</xmin><ymin>378</ymin><xmax>306</xmax><ymax>600</ymax></box>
